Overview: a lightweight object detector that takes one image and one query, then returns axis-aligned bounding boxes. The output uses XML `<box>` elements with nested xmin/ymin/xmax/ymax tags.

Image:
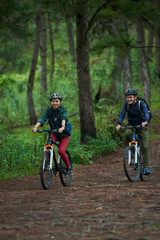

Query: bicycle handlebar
<box><xmin>37</xmin><ymin>129</ymin><xmax>58</xmax><ymax>133</ymax></box>
<box><xmin>120</xmin><ymin>125</ymin><xmax>142</xmax><ymax>132</ymax></box>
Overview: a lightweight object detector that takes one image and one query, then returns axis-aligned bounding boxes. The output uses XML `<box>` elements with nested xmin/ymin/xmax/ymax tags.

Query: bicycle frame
<box><xmin>39</xmin><ymin>129</ymin><xmax>59</xmax><ymax>170</ymax></box>
<box><xmin>43</xmin><ymin>145</ymin><xmax>54</xmax><ymax>170</ymax></box>
<box><xmin>128</xmin><ymin>132</ymin><xmax>139</xmax><ymax>165</ymax></box>
<box><xmin>37</xmin><ymin>129</ymin><xmax>72</xmax><ymax>189</ymax></box>
<box><xmin>121</xmin><ymin>125</ymin><xmax>140</xmax><ymax>162</ymax></box>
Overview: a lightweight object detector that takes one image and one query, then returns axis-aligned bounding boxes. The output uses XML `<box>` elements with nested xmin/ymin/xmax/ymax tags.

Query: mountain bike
<box><xmin>121</xmin><ymin>125</ymin><xmax>145</xmax><ymax>182</ymax></box>
<box><xmin>37</xmin><ymin>129</ymin><xmax>72</xmax><ymax>190</ymax></box>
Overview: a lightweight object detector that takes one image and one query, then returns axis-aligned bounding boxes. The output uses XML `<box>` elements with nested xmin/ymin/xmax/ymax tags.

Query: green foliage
<box><xmin>82</xmin><ymin>124</ymin><xmax>124</xmax><ymax>156</ymax></box>
<box><xmin>0</xmin><ymin>134</ymin><xmax>43</xmax><ymax>180</ymax></box>
<box><xmin>0</xmin><ymin>73</ymin><xmax>29</xmax><ymax>124</ymax></box>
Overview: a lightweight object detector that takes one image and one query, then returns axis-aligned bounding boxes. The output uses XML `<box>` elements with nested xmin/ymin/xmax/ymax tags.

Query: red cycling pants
<box><xmin>50</xmin><ymin>133</ymin><xmax>70</xmax><ymax>168</ymax></box>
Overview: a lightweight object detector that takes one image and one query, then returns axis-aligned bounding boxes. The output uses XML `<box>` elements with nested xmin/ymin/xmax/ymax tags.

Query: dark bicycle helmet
<box><xmin>125</xmin><ymin>88</ymin><xmax>137</xmax><ymax>96</ymax></box>
<box><xmin>49</xmin><ymin>93</ymin><xmax>62</xmax><ymax>101</ymax></box>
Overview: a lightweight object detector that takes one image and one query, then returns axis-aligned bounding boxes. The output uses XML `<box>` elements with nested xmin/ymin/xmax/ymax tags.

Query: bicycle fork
<box><xmin>44</xmin><ymin>145</ymin><xmax>54</xmax><ymax>170</ymax></box>
<box><xmin>44</xmin><ymin>145</ymin><xmax>61</xmax><ymax>172</ymax></box>
<box><xmin>128</xmin><ymin>141</ymin><xmax>138</xmax><ymax>165</ymax></box>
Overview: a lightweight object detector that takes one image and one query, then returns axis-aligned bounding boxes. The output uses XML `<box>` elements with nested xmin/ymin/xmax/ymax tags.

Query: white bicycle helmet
<box><xmin>125</xmin><ymin>88</ymin><xmax>137</xmax><ymax>96</ymax></box>
<box><xmin>49</xmin><ymin>93</ymin><xmax>62</xmax><ymax>101</ymax></box>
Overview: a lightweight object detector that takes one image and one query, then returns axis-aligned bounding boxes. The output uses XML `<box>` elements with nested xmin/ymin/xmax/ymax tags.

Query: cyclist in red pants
<box><xmin>32</xmin><ymin>93</ymin><xmax>72</xmax><ymax>176</ymax></box>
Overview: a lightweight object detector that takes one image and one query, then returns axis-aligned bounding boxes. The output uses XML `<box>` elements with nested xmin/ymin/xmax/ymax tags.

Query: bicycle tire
<box><xmin>123</xmin><ymin>145</ymin><xmax>141</xmax><ymax>182</ymax></box>
<box><xmin>40</xmin><ymin>151</ymin><xmax>53</xmax><ymax>190</ymax></box>
<box><xmin>59</xmin><ymin>150</ymin><xmax>72</xmax><ymax>186</ymax></box>
<box><xmin>139</xmin><ymin>150</ymin><xmax>145</xmax><ymax>181</ymax></box>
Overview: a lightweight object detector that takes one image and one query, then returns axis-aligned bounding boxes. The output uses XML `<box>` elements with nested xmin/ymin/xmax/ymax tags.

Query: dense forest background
<box><xmin>0</xmin><ymin>0</ymin><xmax>160</xmax><ymax>179</ymax></box>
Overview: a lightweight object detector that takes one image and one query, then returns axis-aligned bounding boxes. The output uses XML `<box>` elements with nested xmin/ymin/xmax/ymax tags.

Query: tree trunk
<box><xmin>65</xmin><ymin>15</ymin><xmax>76</xmax><ymax>62</ymax></box>
<box><xmin>155</xmin><ymin>0</ymin><xmax>160</xmax><ymax>80</ymax></box>
<box><xmin>27</xmin><ymin>12</ymin><xmax>41</xmax><ymax>125</ymax></box>
<box><xmin>40</xmin><ymin>12</ymin><xmax>47</xmax><ymax>93</ymax></box>
<box><xmin>136</xmin><ymin>20</ymin><xmax>151</xmax><ymax>106</ymax></box>
<box><xmin>123</xmin><ymin>55</ymin><xmax>132</xmax><ymax>94</ymax></box>
<box><xmin>12</xmin><ymin>36</ymin><xmax>17</xmax><ymax>69</ymax></box>
<box><xmin>76</xmin><ymin>2</ymin><xmax>96</xmax><ymax>143</ymax></box>
<box><xmin>47</xmin><ymin>13</ymin><xmax>55</xmax><ymax>93</ymax></box>
<box><xmin>121</xmin><ymin>17</ymin><xmax>132</xmax><ymax>96</ymax></box>
<box><xmin>155</xmin><ymin>32</ymin><xmax>160</xmax><ymax>74</ymax></box>
<box><xmin>113</xmin><ymin>51</ymin><xmax>122</xmax><ymax>99</ymax></box>
<box><xmin>112</xmin><ymin>16</ymin><xmax>132</xmax><ymax>98</ymax></box>
<box><xmin>147</xmin><ymin>29</ymin><xmax>154</xmax><ymax>58</ymax></box>
<box><xmin>4</xmin><ymin>33</ymin><xmax>9</xmax><ymax>65</ymax></box>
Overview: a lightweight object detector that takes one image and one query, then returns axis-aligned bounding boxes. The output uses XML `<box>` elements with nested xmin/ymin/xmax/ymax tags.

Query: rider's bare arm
<box><xmin>32</xmin><ymin>122</ymin><xmax>42</xmax><ymax>132</ymax></box>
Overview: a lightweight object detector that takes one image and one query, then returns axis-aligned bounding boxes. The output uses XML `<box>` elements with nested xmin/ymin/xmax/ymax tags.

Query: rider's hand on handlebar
<box><xmin>32</xmin><ymin>127</ymin><xmax>38</xmax><ymax>133</ymax></box>
<box><xmin>58</xmin><ymin>127</ymin><xmax>65</xmax><ymax>133</ymax></box>
<box><xmin>141</xmin><ymin>122</ymin><xmax>148</xmax><ymax>128</ymax></box>
<box><xmin>116</xmin><ymin>124</ymin><xmax>121</xmax><ymax>131</ymax></box>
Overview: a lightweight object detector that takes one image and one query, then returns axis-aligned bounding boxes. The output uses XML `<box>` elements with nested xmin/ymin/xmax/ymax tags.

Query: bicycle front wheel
<box><xmin>123</xmin><ymin>146</ymin><xmax>140</xmax><ymax>182</ymax></box>
<box><xmin>59</xmin><ymin>150</ymin><xmax>72</xmax><ymax>187</ymax></box>
<box><xmin>40</xmin><ymin>151</ymin><xmax>53</xmax><ymax>190</ymax></box>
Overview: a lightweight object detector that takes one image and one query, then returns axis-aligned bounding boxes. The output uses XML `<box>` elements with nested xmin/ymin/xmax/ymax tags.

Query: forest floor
<box><xmin>0</xmin><ymin>132</ymin><xmax>160</xmax><ymax>239</ymax></box>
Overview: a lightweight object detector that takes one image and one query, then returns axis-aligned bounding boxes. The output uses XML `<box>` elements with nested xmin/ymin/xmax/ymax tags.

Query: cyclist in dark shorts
<box><xmin>116</xmin><ymin>88</ymin><xmax>151</xmax><ymax>175</ymax></box>
<box><xmin>32</xmin><ymin>93</ymin><xmax>72</xmax><ymax>176</ymax></box>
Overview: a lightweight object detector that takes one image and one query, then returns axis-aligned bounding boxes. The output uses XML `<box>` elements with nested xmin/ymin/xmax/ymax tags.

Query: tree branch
<box><xmin>129</xmin><ymin>45</ymin><xmax>160</xmax><ymax>48</ymax></box>
<box><xmin>86</xmin><ymin>0</ymin><xmax>112</xmax><ymax>35</ymax></box>
<box><xmin>154</xmin><ymin>71</ymin><xmax>160</xmax><ymax>78</ymax></box>
<box><xmin>137</xmin><ymin>16</ymin><xmax>160</xmax><ymax>36</ymax></box>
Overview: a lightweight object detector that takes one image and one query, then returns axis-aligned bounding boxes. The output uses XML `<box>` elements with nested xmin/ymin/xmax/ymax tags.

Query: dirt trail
<box><xmin>0</xmin><ymin>139</ymin><xmax>160</xmax><ymax>240</ymax></box>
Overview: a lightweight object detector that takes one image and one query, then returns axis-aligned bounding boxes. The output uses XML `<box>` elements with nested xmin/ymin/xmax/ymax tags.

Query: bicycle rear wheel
<box><xmin>40</xmin><ymin>151</ymin><xmax>53</xmax><ymax>190</ymax></box>
<box><xmin>59</xmin><ymin>150</ymin><xmax>72</xmax><ymax>186</ymax></box>
<box><xmin>123</xmin><ymin>146</ymin><xmax>140</xmax><ymax>182</ymax></box>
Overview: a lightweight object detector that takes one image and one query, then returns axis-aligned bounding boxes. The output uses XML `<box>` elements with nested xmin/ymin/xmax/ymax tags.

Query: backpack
<box><xmin>53</xmin><ymin>116</ymin><xmax>72</xmax><ymax>136</ymax></box>
<box><xmin>127</xmin><ymin>97</ymin><xmax>152</xmax><ymax>122</ymax></box>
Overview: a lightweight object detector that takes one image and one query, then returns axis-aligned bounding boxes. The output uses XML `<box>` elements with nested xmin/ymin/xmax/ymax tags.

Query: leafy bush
<box><xmin>0</xmin><ymin>134</ymin><xmax>43</xmax><ymax>179</ymax></box>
